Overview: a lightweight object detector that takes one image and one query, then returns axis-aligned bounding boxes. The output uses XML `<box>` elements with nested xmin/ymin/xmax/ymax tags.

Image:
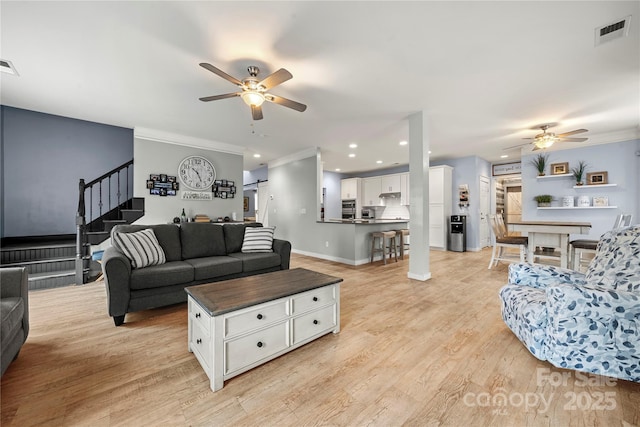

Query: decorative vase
<box><xmin>538</xmin><ymin>173</ymin><xmax>545</xmax><ymax>176</ymax></box>
<box><xmin>576</xmin><ymin>182</ymin><xmax>583</xmax><ymax>186</ymax></box>
<box><xmin>538</xmin><ymin>202</ymin><xmax>551</xmax><ymax>207</ymax></box>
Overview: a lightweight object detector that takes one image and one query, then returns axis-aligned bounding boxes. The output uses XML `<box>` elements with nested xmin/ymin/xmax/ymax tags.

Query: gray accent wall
<box><xmin>0</xmin><ymin>106</ymin><xmax>133</xmax><ymax>238</ymax></box>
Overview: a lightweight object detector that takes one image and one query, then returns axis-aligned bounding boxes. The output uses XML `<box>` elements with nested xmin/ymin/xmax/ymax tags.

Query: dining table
<box><xmin>508</xmin><ymin>220</ymin><xmax>592</xmax><ymax>269</ymax></box>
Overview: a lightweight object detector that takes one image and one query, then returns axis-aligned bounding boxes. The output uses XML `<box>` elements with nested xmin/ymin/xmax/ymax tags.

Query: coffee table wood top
<box><xmin>185</xmin><ymin>268</ymin><xmax>343</xmax><ymax>316</ymax></box>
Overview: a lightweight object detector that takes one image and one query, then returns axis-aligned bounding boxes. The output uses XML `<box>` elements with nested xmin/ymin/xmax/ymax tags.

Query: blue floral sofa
<box><xmin>499</xmin><ymin>225</ymin><xmax>640</xmax><ymax>382</ymax></box>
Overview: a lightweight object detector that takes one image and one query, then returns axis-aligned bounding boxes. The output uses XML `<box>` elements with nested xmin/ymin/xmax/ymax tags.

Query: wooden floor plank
<box><xmin>1</xmin><ymin>249</ymin><xmax>639</xmax><ymax>426</ymax></box>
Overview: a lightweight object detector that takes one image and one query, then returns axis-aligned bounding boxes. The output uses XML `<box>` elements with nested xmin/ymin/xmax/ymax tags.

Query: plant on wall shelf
<box><xmin>530</xmin><ymin>153</ymin><xmax>549</xmax><ymax>176</ymax></box>
<box><xmin>534</xmin><ymin>194</ymin><xmax>553</xmax><ymax>207</ymax></box>
<box><xmin>571</xmin><ymin>160</ymin><xmax>588</xmax><ymax>186</ymax></box>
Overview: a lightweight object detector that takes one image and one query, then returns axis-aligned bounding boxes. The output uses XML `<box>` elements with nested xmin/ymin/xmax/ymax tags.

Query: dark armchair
<box><xmin>1</xmin><ymin>267</ymin><xmax>29</xmax><ymax>376</ymax></box>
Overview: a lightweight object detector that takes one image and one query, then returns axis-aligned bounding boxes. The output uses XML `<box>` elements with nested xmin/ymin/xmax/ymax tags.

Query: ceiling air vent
<box><xmin>0</xmin><ymin>59</ymin><xmax>19</xmax><ymax>75</ymax></box>
<box><xmin>595</xmin><ymin>15</ymin><xmax>631</xmax><ymax>46</ymax></box>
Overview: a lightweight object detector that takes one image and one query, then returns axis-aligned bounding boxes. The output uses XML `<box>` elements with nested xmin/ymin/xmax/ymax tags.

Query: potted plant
<box><xmin>534</xmin><ymin>194</ymin><xmax>553</xmax><ymax>207</ymax></box>
<box><xmin>571</xmin><ymin>160</ymin><xmax>587</xmax><ymax>186</ymax></box>
<box><xmin>530</xmin><ymin>153</ymin><xmax>549</xmax><ymax>176</ymax></box>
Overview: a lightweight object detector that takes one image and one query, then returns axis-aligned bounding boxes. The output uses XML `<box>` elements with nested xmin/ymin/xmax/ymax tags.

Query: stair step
<box><xmin>103</xmin><ymin>219</ymin><xmax>127</xmax><ymax>232</ymax></box>
<box><xmin>2</xmin><ymin>256</ymin><xmax>76</xmax><ymax>275</ymax></box>
<box><xmin>121</xmin><ymin>209</ymin><xmax>144</xmax><ymax>223</ymax></box>
<box><xmin>1</xmin><ymin>245</ymin><xmax>75</xmax><ymax>264</ymax></box>
<box><xmin>86</xmin><ymin>231</ymin><xmax>110</xmax><ymax>245</ymax></box>
<box><xmin>28</xmin><ymin>269</ymin><xmax>77</xmax><ymax>290</ymax></box>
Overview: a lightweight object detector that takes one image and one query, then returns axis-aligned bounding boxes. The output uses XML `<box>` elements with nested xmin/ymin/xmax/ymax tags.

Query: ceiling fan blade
<box><xmin>251</xmin><ymin>105</ymin><xmax>264</xmax><ymax>120</ymax></box>
<box><xmin>557</xmin><ymin>129</ymin><xmax>588</xmax><ymax>137</ymax></box>
<box><xmin>559</xmin><ymin>137</ymin><xmax>588</xmax><ymax>142</ymax></box>
<box><xmin>265</xmin><ymin>94</ymin><xmax>307</xmax><ymax>112</ymax></box>
<box><xmin>199</xmin><ymin>63</ymin><xmax>243</xmax><ymax>86</ymax></box>
<box><xmin>199</xmin><ymin>93</ymin><xmax>240</xmax><ymax>102</ymax></box>
<box><xmin>258</xmin><ymin>68</ymin><xmax>293</xmax><ymax>90</ymax></box>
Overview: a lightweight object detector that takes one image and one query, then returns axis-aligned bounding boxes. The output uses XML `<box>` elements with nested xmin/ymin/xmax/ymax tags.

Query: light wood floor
<box><xmin>2</xmin><ymin>249</ymin><xmax>639</xmax><ymax>426</ymax></box>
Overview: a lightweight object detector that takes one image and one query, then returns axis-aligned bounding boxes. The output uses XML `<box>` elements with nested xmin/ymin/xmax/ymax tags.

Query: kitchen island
<box><xmin>316</xmin><ymin>219</ymin><xmax>409</xmax><ymax>265</ymax></box>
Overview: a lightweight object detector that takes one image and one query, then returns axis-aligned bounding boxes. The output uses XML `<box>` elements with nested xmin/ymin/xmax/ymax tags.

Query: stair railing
<box><xmin>75</xmin><ymin>160</ymin><xmax>134</xmax><ymax>285</ymax></box>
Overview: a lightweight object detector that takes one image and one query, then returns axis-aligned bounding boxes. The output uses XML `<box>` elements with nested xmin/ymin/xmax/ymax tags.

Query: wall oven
<box><xmin>341</xmin><ymin>199</ymin><xmax>356</xmax><ymax>219</ymax></box>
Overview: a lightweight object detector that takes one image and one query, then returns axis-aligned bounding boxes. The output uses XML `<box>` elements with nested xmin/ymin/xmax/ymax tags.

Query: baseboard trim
<box><xmin>408</xmin><ymin>271</ymin><xmax>432</xmax><ymax>281</ymax></box>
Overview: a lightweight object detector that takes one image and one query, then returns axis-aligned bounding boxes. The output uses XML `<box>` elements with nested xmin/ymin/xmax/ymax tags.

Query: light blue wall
<box><xmin>432</xmin><ymin>156</ymin><xmax>492</xmax><ymax>250</ymax></box>
<box><xmin>1</xmin><ymin>106</ymin><xmax>133</xmax><ymax>237</ymax></box>
<box><xmin>521</xmin><ymin>139</ymin><xmax>639</xmax><ymax>239</ymax></box>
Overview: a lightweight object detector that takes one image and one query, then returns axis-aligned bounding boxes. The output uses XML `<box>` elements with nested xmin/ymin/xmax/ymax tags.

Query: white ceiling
<box><xmin>2</xmin><ymin>1</ymin><xmax>639</xmax><ymax>174</ymax></box>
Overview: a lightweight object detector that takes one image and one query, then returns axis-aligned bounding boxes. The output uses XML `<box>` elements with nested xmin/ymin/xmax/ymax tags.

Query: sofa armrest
<box><xmin>272</xmin><ymin>239</ymin><xmax>291</xmax><ymax>270</ymax></box>
<box><xmin>547</xmin><ymin>282</ymin><xmax>640</xmax><ymax>320</ymax></box>
<box><xmin>508</xmin><ymin>263</ymin><xmax>586</xmax><ymax>290</ymax></box>
<box><xmin>0</xmin><ymin>267</ymin><xmax>29</xmax><ymax>336</ymax></box>
<box><xmin>102</xmin><ymin>246</ymin><xmax>132</xmax><ymax>316</ymax></box>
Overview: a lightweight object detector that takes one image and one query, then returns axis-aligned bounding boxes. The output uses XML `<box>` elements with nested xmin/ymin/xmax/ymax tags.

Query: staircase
<box><xmin>0</xmin><ymin>160</ymin><xmax>144</xmax><ymax>290</ymax></box>
<box><xmin>75</xmin><ymin>160</ymin><xmax>144</xmax><ymax>284</ymax></box>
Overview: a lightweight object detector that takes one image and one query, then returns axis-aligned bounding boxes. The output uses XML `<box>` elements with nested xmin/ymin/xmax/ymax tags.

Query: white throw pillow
<box><xmin>113</xmin><ymin>228</ymin><xmax>166</xmax><ymax>269</ymax></box>
<box><xmin>241</xmin><ymin>227</ymin><xmax>275</xmax><ymax>253</ymax></box>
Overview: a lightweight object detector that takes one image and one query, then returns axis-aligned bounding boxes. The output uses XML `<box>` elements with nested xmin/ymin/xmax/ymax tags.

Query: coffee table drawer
<box><xmin>189</xmin><ymin>298</ymin><xmax>210</xmax><ymax>333</ymax></box>
<box><xmin>292</xmin><ymin>304</ymin><xmax>336</xmax><ymax>345</ymax></box>
<box><xmin>291</xmin><ymin>285</ymin><xmax>336</xmax><ymax>314</ymax></box>
<box><xmin>225</xmin><ymin>321</ymin><xmax>289</xmax><ymax>374</ymax></box>
<box><xmin>224</xmin><ymin>300</ymin><xmax>288</xmax><ymax>338</ymax></box>
<box><xmin>190</xmin><ymin>318</ymin><xmax>212</xmax><ymax>369</ymax></box>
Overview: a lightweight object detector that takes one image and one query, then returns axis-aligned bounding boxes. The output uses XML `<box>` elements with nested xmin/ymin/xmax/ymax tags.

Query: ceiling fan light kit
<box><xmin>504</xmin><ymin>123</ymin><xmax>589</xmax><ymax>151</ymax></box>
<box><xmin>199</xmin><ymin>63</ymin><xmax>306</xmax><ymax>120</ymax></box>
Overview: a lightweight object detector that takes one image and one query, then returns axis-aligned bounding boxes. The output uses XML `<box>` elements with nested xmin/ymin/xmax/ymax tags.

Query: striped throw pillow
<box><xmin>113</xmin><ymin>228</ymin><xmax>166</xmax><ymax>269</ymax></box>
<box><xmin>241</xmin><ymin>227</ymin><xmax>275</xmax><ymax>253</ymax></box>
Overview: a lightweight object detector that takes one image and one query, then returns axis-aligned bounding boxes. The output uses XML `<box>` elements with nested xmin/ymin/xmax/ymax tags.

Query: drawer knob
<box><xmin>313</xmin><ymin>320</ymin><xmax>319</xmax><ymax>325</ymax></box>
<box><xmin>257</xmin><ymin>314</ymin><xmax>263</xmax><ymax>320</ymax></box>
<box><xmin>257</xmin><ymin>341</ymin><xmax>264</xmax><ymax>348</ymax></box>
<box><xmin>195</xmin><ymin>313</ymin><xmax>201</xmax><ymax>318</ymax></box>
<box><xmin>196</xmin><ymin>338</ymin><xmax>202</xmax><ymax>344</ymax></box>
<box><xmin>313</xmin><ymin>296</ymin><xmax>318</xmax><ymax>302</ymax></box>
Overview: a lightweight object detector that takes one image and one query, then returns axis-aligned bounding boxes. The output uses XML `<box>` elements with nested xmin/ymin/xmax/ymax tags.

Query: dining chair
<box><xmin>570</xmin><ymin>213</ymin><xmax>632</xmax><ymax>271</ymax></box>
<box><xmin>488</xmin><ymin>214</ymin><xmax>528</xmax><ymax>269</ymax></box>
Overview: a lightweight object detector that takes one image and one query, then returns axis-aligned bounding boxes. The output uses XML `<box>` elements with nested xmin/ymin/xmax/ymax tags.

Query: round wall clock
<box><xmin>178</xmin><ymin>155</ymin><xmax>216</xmax><ymax>191</ymax></box>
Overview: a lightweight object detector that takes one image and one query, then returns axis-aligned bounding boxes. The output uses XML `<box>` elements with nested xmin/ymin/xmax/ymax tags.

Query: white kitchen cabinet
<box><xmin>362</xmin><ymin>177</ymin><xmax>382</xmax><ymax>206</ymax></box>
<box><xmin>341</xmin><ymin>178</ymin><xmax>361</xmax><ymax>200</ymax></box>
<box><xmin>380</xmin><ymin>174</ymin><xmax>401</xmax><ymax>193</ymax></box>
<box><xmin>428</xmin><ymin>166</ymin><xmax>452</xmax><ymax>250</ymax></box>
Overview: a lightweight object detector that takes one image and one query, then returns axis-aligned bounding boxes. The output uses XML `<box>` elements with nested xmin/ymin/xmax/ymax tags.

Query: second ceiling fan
<box><xmin>199</xmin><ymin>63</ymin><xmax>307</xmax><ymax>120</ymax></box>
<box><xmin>506</xmin><ymin>123</ymin><xmax>588</xmax><ymax>151</ymax></box>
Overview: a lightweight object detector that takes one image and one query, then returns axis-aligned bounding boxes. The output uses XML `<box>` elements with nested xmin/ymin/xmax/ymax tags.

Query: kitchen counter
<box><xmin>322</xmin><ymin>218</ymin><xmax>409</xmax><ymax>224</ymax></box>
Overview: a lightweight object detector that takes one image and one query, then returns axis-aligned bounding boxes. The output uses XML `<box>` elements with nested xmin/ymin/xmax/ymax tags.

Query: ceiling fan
<box><xmin>199</xmin><ymin>63</ymin><xmax>307</xmax><ymax>120</ymax></box>
<box><xmin>505</xmin><ymin>123</ymin><xmax>588</xmax><ymax>151</ymax></box>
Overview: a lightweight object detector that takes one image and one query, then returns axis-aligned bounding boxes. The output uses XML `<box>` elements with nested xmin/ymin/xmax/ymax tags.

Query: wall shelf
<box><xmin>537</xmin><ymin>206</ymin><xmax>618</xmax><ymax>210</ymax></box>
<box><xmin>573</xmin><ymin>183</ymin><xmax>617</xmax><ymax>189</ymax></box>
<box><xmin>537</xmin><ymin>173</ymin><xmax>572</xmax><ymax>179</ymax></box>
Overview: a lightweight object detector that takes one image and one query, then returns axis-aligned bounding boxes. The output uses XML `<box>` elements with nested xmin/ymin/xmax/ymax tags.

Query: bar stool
<box><xmin>370</xmin><ymin>231</ymin><xmax>398</xmax><ymax>264</ymax></box>
<box><xmin>394</xmin><ymin>229</ymin><xmax>410</xmax><ymax>260</ymax></box>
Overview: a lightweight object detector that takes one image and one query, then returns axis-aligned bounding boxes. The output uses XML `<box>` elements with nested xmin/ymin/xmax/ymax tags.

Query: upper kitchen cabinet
<box><xmin>341</xmin><ymin>177</ymin><xmax>362</xmax><ymax>200</ymax></box>
<box><xmin>362</xmin><ymin>177</ymin><xmax>382</xmax><ymax>206</ymax></box>
<box><xmin>380</xmin><ymin>174</ymin><xmax>401</xmax><ymax>193</ymax></box>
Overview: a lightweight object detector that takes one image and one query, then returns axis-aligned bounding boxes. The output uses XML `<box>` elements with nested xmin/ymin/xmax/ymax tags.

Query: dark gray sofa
<box><xmin>102</xmin><ymin>222</ymin><xmax>291</xmax><ymax>326</ymax></box>
<box><xmin>1</xmin><ymin>267</ymin><xmax>29</xmax><ymax>376</ymax></box>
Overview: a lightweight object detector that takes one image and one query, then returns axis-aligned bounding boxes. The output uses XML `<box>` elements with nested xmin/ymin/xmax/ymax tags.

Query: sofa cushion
<box><xmin>241</xmin><ymin>227</ymin><xmax>275</xmax><ymax>253</ymax></box>
<box><xmin>228</xmin><ymin>252</ymin><xmax>282</xmax><ymax>272</ymax></box>
<box><xmin>112</xmin><ymin>228</ymin><xmax>166</xmax><ymax>269</ymax></box>
<box><xmin>186</xmin><ymin>256</ymin><xmax>243</xmax><ymax>281</ymax></box>
<box><xmin>223</xmin><ymin>223</ymin><xmax>262</xmax><ymax>254</ymax></box>
<box><xmin>112</xmin><ymin>224</ymin><xmax>182</xmax><ymax>262</ymax></box>
<box><xmin>180</xmin><ymin>223</ymin><xmax>227</xmax><ymax>259</ymax></box>
<box><xmin>1</xmin><ymin>297</ymin><xmax>24</xmax><ymax>344</ymax></box>
<box><xmin>585</xmin><ymin>225</ymin><xmax>640</xmax><ymax>292</ymax></box>
<box><xmin>130</xmin><ymin>261</ymin><xmax>194</xmax><ymax>290</ymax></box>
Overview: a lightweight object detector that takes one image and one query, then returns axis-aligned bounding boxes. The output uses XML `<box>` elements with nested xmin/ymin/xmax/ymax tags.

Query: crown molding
<box><xmin>268</xmin><ymin>147</ymin><xmax>320</xmax><ymax>169</ymax></box>
<box><xmin>134</xmin><ymin>127</ymin><xmax>244</xmax><ymax>156</ymax></box>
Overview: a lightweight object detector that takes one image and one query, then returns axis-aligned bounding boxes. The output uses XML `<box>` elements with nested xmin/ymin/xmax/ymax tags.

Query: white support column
<box><xmin>408</xmin><ymin>111</ymin><xmax>431</xmax><ymax>281</ymax></box>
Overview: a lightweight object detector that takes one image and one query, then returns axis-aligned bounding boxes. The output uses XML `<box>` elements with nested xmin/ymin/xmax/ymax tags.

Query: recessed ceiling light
<box><xmin>335</xmin><ymin>168</ymin><xmax>341</xmax><ymax>172</ymax></box>
<box><xmin>348</xmin><ymin>153</ymin><xmax>356</xmax><ymax>158</ymax></box>
<box><xmin>501</xmin><ymin>154</ymin><xmax>509</xmax><ymax>158</ymax></box>
<box><xmin>349</xmin><ymin>143</ymin><xmax>358</xmax><ymax>149</ymax></box>
<box><xmin>399</xmin><ymin>140</ymin><xmax>408</xmax><ymax>146</ymax></box>
<box><xmin>253</xmin><ymin>154</ymin><xmax>261</xmax><ymax>158</ymax></box>
<box><xmin>376</xmin><ymin>160</ymin><xmax>383</xmax><ymax>164</ymax></box>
